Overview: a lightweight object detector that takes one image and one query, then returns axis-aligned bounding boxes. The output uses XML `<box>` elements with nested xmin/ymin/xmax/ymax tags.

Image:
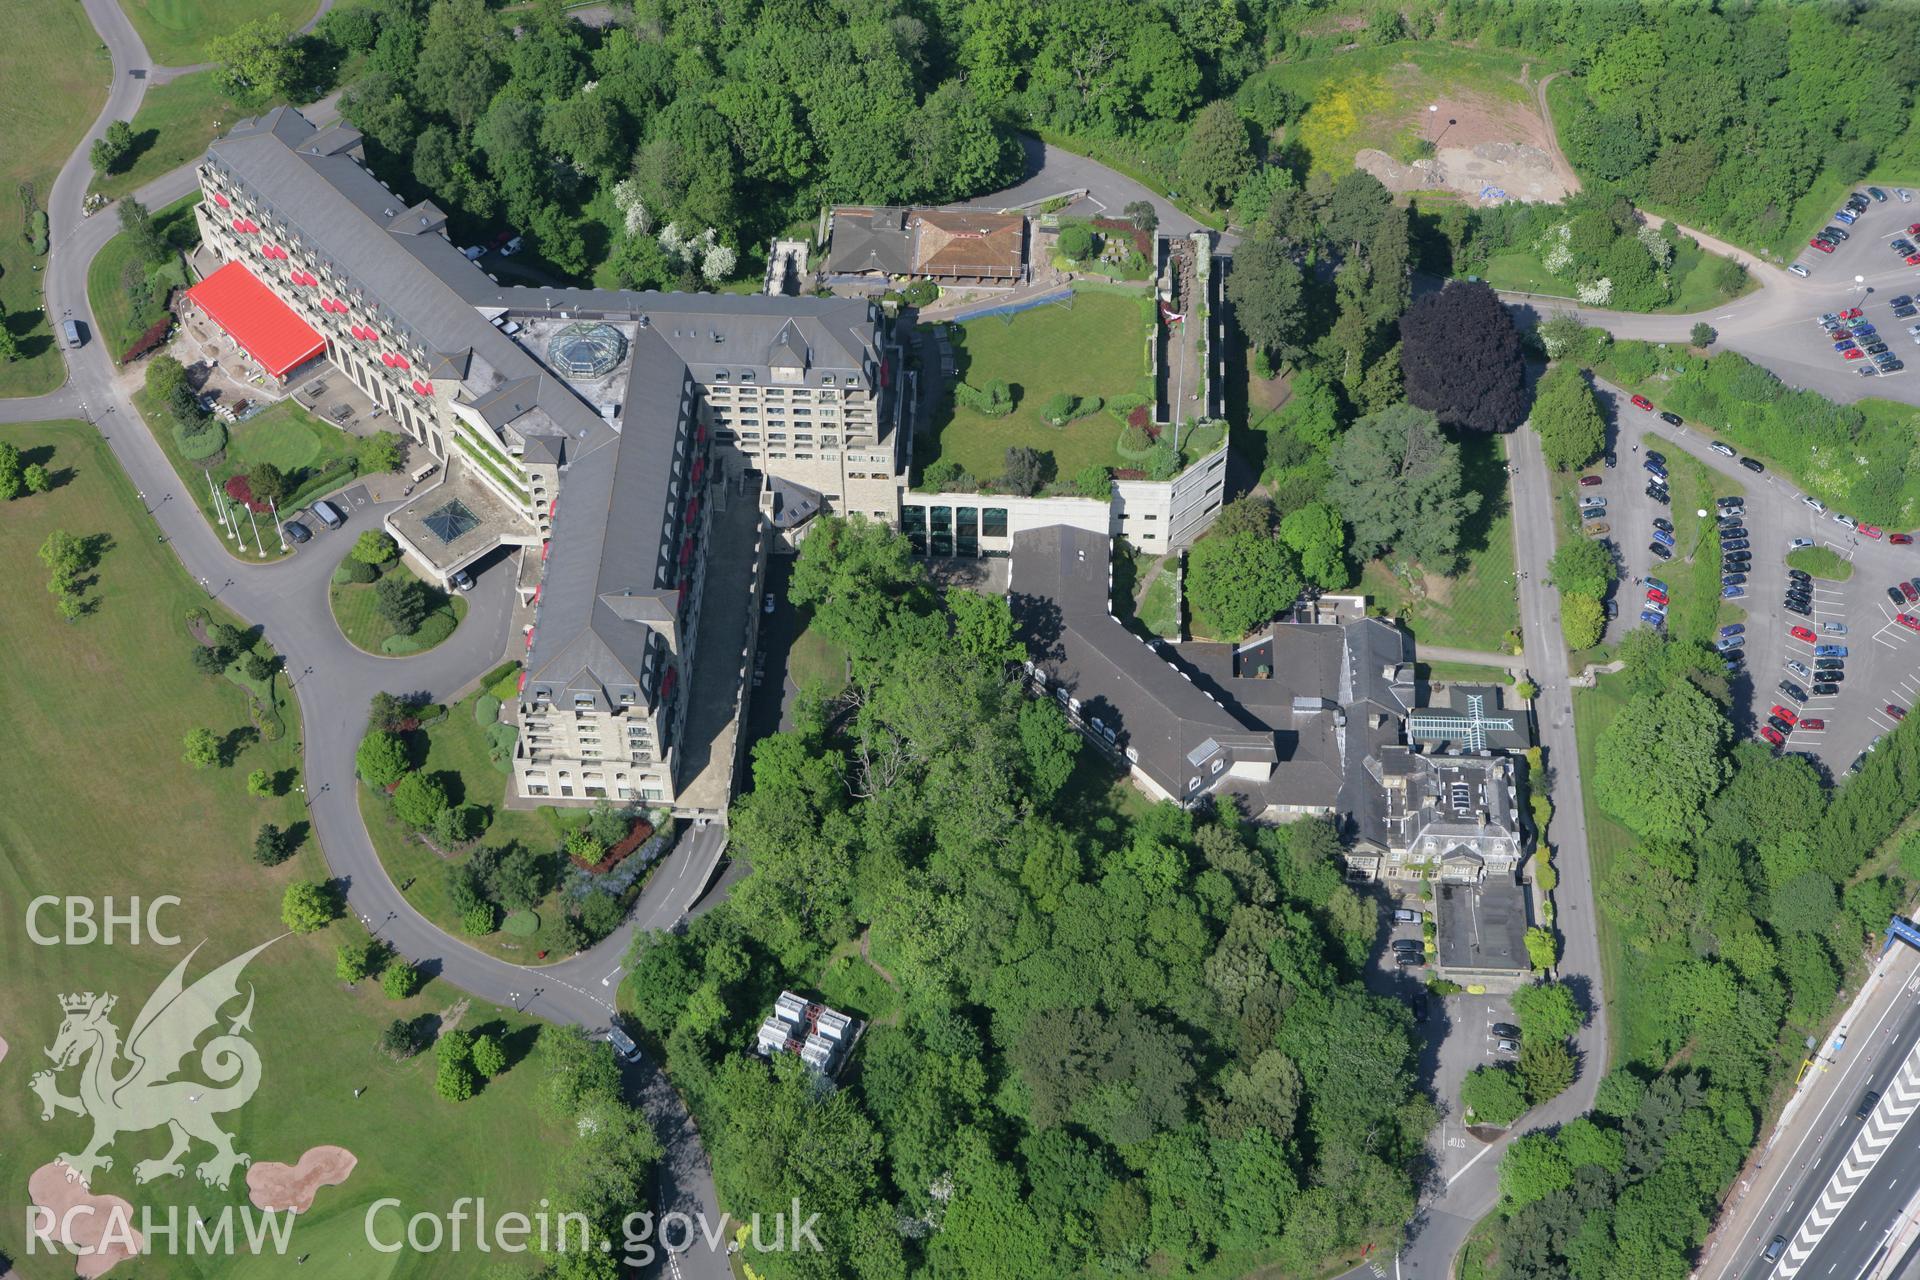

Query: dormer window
<box><xmin>714</xmin><ymin>370</ymin><xmax>728</xmax><ymax>380</ymax></box>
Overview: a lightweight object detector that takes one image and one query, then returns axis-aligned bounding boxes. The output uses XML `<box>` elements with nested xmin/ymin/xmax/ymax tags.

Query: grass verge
<box><xmin>85</xmin><ymin>192</ymin><xmax>199</xmax><ymax>358</ymax></box>
<box><xmin>1788</xmin><ymin>545</ymin><xmax>1854</xmax><ymax>581</ymax></box>
<box><xmin>1656</xmin><ymin>441</ymin><xmax>1736</xmax><ymax>647</ymax></box>
<box><xmin>116</xmin><ymin>0</ymin><xmax>320</xmax><ymax>66</ymax></box>
<box><xmin>90</xmin><ymin>71</ymin><xmax>248</xmax><ymax>202</ymax></box>
<box><xmin>1358</xmin><ymin>433</ymin><xmax>1519</xmax><ymax>652</ymax></box>
<box><xmin>0</xmin><ymin>420</ymin><xmax>561</xmax><ymax>1278</ymax></box>
<box><xmin>0</xmin><ymin>1</ymin><xmax>108</xmax><ymax>397</ymax></box>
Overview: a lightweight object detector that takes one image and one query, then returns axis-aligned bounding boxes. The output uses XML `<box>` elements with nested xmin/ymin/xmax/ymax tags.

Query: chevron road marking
<box><xmin>1776</xmin><ymin>1036</ymin><xmax>1920</xmax><ymax>1276</ymax></box>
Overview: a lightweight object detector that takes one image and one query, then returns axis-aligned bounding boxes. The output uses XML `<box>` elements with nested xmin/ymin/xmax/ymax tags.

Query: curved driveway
<box><xmin>3</xmin><ymin>5</ymin><xmax>731</xmax><ymax>1274</ymax></box>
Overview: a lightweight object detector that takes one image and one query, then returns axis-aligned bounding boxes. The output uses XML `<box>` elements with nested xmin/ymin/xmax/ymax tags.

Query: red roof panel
<box><xmin>184</xmin><ymin>261</ymin><xmax>325</xmax><ymax>379</ymax></box>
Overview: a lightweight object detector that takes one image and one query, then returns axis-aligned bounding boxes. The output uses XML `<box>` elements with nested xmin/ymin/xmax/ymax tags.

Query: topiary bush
<box><xmin>475</xmin><ymin>694</ymin><xmax>501</xmax><ymax>725</ymax></box>
<box><xmin>173</xmin><ymin>420</ymin><xmax>226</xmax><ymax>461</ymax></box>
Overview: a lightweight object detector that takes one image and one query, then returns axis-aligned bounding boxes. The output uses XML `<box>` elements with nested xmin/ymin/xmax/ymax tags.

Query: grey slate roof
<box><xmin>824</xmin><ymin>208</ymin><xmax>915</xmax><ymax>276</ymax></box>
<box><xmin>1011</xmin><ymin>527</ymin><xmax>1273</xmax><ymax>804</ymax></box>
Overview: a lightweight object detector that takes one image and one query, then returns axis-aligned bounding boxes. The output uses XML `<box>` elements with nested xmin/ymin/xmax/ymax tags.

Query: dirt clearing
<box><xmin>1357</xmin><ymin>84</ymin><xmax>1578</xmax><ymax>204</ymax></box>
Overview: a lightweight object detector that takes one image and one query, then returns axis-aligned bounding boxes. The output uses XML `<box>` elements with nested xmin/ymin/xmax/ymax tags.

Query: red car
<box><xmin>1844</xmin><ymin>307</ymin><xmax>1864</xmax><ymax>319</ymax></box>
<box><xmin>1790</xmin><ymin>625</ymin><xmax>1817</xmax><ymax>642</ymax></box>
<box><xmin>1631</xmin><ymin>394</ymin><xmax>1654</xmax><ymax>411</ymax></box>
<box><xmin>1893</xmin><ymin>533</ymin><xmax>1914</xmax><ymax>545</ymax></box>
<box><xmin>1811</xmin><ymin>238</ymin><xmax>1836</xmax><ymax>253</ymax></box>
<box><xmin>1906</xmin><ymin>254</ymin><xmax>1920</xmax><ymax>266</ymax></box>
<box><xmin>1761</xmin><ymin>726</ymin><xmax>1786</xmax><ymax>747</ymax></box>
<box><xmin>1899</xmin><ymin>613</ymin><xmax>1920</xmax><ymax>633</ymax></box>
<box><xmin>1647</xmin><ymin>588</ymin><xmax>1669</xmax><ymax>605</ymax></box>
<box><xmin>1890</xmin><ymin>705</ymin><xmax>1908</xmax><ymax>721</ymax></box>
<box><xmin>1579</xmin><ymin>475</ymin><xmax>1602</xmax><ymax>486</ymax></box>
<box><xmin>1771</xmin><ymin>704</ymin><xmax>1800</xmax><ymax>726</ymax></box>
<box><xmin>1901</xmin><ymin>581</ymin><xmax>1917</xmax><ymax>603</ymax></box>
<box><xmin>1862</xmin><ymin>524</ymin><xmax>1885</xmax><ymax>539</ymax></box>
<box><xmin>1846</xmin><ymin>348</ymin><xmax>1866</xmax><ymax>359</ymax></box>
<box><xmin>1800</xmin><ymin>718</ymin><xmax>1826</xmax><ymax>731</ymax></box>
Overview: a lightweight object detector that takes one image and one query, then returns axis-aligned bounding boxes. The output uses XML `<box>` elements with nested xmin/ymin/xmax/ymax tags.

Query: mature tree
<box><xmin>252</xmin><ymin>821</ymin><xmax>294</xmax><ymax>866</ymax></box>
<box><xmin>246</xmin><ymin>768</ymin><xmax>274</xmax><ymax>798</ymax></box>
<box><xmin>1056</xmin><ymin>222</ymin><xmax>1094</xmax><ymax>261</ymax></box>
<box><xmin>1400</xmin><ymin>281</ymin><xmax>1528</xmax><ymax>432</ymax></box>
<box><xmin>392</xmin><ymin>771</ymin><xmax>450</xmax><ymax>828</ymax></box>
<box><xmin>360</xmin><ymin>431</ymin><xmax>404</xmax><ymax>475</ymax></box>
<box><xmin>947</xmin><ymin>588</ymin><xmax>1022</xmax><ymax>664</ymax></box>
<box><xmin>1560</xmin><ymin>594</ymin><xmax>1605</xmax><ymax>650</ymax></box>
<box><xmin>1225</xmin><ymin>237</ymin><xmax>1307</xmax><ymax>361</ymax></box>
<box><xmin>1327</xmin><ymin>403</ymin><xmax>1481</xmax><ymax>568</ymax></box>
<box><xmin>1691</xmin><ymin>322</ymin><xmax>1717</xmax><ymax>348</ymax></box>
<box><xmin>23</xmin><ymin>463</ymin><xmax>51</xmax><ymax>495</ymax></box>
<box><xmin>1179</xmin><ymin>101</ymin><xmax>1255</xmax><ymax>209</ymax></box>
<box><xmin>116</xmin><ymin>198</ymin><xmax>167</xmax><ymax>264</ymax></box>
<box><xmin>1548</xmin><ymin>537</ymin><xmax>1618</xmax><ymax>601</ymax></box>
<box><xmin>0</xmin><ymin>326</ymin><xmax>20</xmax><ymax>364</ymax></box>
<box><xmin>90</xmin><ymin>121</ymin><xmax>135</xmax><ymax>175</ymax></box>
<box><xmin>471</xmin><ymin>1034</ymin><xmax>507</xmax><ymax>1077</ymax></box>
<box><xmin>1187</xmin><ymin>532</ymin><xmax>1303</xmax><ymax>640</ymax></box>
<box><xmin>1461</xmin><ymin>1064</ymin><xmax>1529</xmax><ymax>1126</ymax></box>
<box><xmin>1279</xmin><ymin>502</ymin><xmax>1349</xmax><ymax>589</ymax></box>
<box><xmin>183</xmin><ymin>727</ymin><xmax>221</xmax><ymax>769</ymax></box>
<box><xmin>1511</xmin><ymin>981</ymin><xmax>1583</xmax><ymax>1043</ymax></box>
<box><xmin>336</xmin><ymin>937</ymin><xmax>386</xmax><ymax>984</ymax></box>
<box><xmin>374</xmin><ymin>574</ymin><xmax>433</xmax><ymax>634</ymax></box>
<box><xmin>433</xmin><ymin>802</ymin><xmax>488</xmax><ymax>848</ymax></box>
<box><xmin>435</xmin><ymin>1057</ymin><xmax>477</xmax><ymax>1101</ymax></box>
<box><xmin>281</xmin><ymin>880</ymin><xmax>336</xmax><ymax>933</ymax></box>
<box><xmin>1524</xmin><ymin>926</ymin><xmax>1560</xmax><ymax>971</ymax></box>
<box><xmin>380</xmin><ymin>1017</ymin><xmax>422</xmax><ymax>1059</ymax></box>
<box><xmin>352</xmin><ymin>530</ymin><xmax>400</xmax><ymax>565</ymax></box>
<box><xmin>1125</xmin><ymin>200</ymin><xmax>1158</xmax><ymax>232</ymax></box>
<box><xmin>382</xmin><ymin>961</ymin><xmax>423</xmax><ymax>999</ymax></box>
<box><xmin>1519</xmin><ymin>1037</ymin><xmax>1576</xmax><ymax>1102</ymax></box>
<box><xmin>210</xmin><ymin>15</ymin><xmax>299</xmax><ymax>106</ymax></box>
<box><xmin>1500</xmin><ymin>1131</ymin><xmax>1574</xmax><ymax>1208</ymax></box>
<box><xmin>1594</xmin><ymin>681</ymin><xmax>1732</xmax><ymax>841</ymax></box>
<box><xmin>1001</xmin><ymin>445</ymin><xmax>1047</xmax><ymax>496</ymax></box>
<box><xmin>1532</xmin><ymin>363</ymin><xmax>1607</xmax><ymax>471</ymax></box>
<box><xmin>246</xmin><ymin>462</ymin><xmax>286</xmax><ymax>505</ymax></box>
<box><xmin>0</xmin><ymin>441</ymin><xmax>24</xmax><ymax>499</ymax></box>
<box><xmin>356</xmin><ymin>730</ymin><xmax>409</xmax><ymax>787</ymax></box>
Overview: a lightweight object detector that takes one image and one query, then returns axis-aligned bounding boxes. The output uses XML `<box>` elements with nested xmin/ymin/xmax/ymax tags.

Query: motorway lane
<box><xmin>1704</xmin><ymin>950</ymin><xmax>1920</xmax><ymax>1280</ymax></box>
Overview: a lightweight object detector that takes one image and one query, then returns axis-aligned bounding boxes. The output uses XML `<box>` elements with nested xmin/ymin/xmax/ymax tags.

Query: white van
<box><xmin>607</xmin><ymin>1024</ymin><xmax>641</xmax><ymax>1063</ymax></box>
<box><xmin>309</xmin><ymin>498</ymin><xmax>345</xmax><ymax>530</ymax></box>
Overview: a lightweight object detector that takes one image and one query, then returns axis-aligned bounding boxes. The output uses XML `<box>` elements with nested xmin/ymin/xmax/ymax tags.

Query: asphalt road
<box><xmin>3</xmin><ymin>7</ymin><xmax>735</xmax><ymax>1276</ymax></box>
<box><xmin>961</xmin><ymin>132</ymin><xmax>1221</xmax><ymax>243</ymax></box>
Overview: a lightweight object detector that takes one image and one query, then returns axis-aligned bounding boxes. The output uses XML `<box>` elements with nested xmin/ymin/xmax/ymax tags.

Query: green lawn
<box><xmin>117</xmin><ymin>0</ymin><xmax>321</xmax><ymax>66</ymax></box>
<box><xmin>1270</xmin><ymin>42</ymin><xmax>1544</xmax><ymax>175</ymax></box>
<box><xmin>358</xmin><ymin>688</ymin><xmax>582</xmax><ymax>966</ymax></box>
<box><xmin>86</xmin><ymin>192</ymin><xmax>199</xmax><ymax>358</ymax></box>
<box><xmin>91</xmin><ymin>71</ymin><xmax>248</xmax><ymax>202</ymax></box>
<box><xmin>788</xmin><ymin>619</ymin><xmax>849</xmax><ymax>697</ymax></box>
<box><xmin>814</xmin><ymin>946</ymin><xmax>901</xmax><ymax>1025</ymax></box>
<box><xmin>0</xmin><ymin>1</ymin><xmax>109</xmax><ymax>397</ymax></box>
<box><xmin>0</xmin><ymin>421</ymin><xmax>557</xmax><ymax>1279</ymax></box>
<box><xmin>329</xmin><ymin>561</ymin><xmax>467</xmax><ymax>655</ymax></box>
<box><xmin>1788</xmin><ymin>545</ymin><xmax>1854</xmax><ymax>581</ymax></box>
<box><xmin>1419</xmin><ymin>660</ymin><xmax>1515</xmax><ymax>686</ymax></box>
<box><xmin>1358</xmin><ymin>433</ymin><xmax>1519</xmax><ymax>653</ymax></box>
<box><xmin>1135</xmin><ymin>562</ymin><xmax>1182</xmax><ymax>639</ymax></box>
<box><xmin>1657</xmin><ymin>441</ymin><xmax>1738</xmax><ymax>647</ymax></box>
<box><xmin>914</xmin><ymin>291</ymin><xmax>1154</xmax><ymax>484</ymax></box>
<box><xmin>140</xmin><ymin>390</ymin><xmax>361</xmax><ymax>559</ymax></box>
<box><xmin>1570</xmin><ymin>675</ymin><xmax>1664</xmax><ymax>1067</ymax></box>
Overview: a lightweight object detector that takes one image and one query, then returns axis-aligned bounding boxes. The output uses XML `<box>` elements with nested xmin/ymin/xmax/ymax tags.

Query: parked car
<box><xmin>1722</xmin><ymin>585</ymin><xmax>1747</xmax><ymax>599</ymax></box>
<box><xmin>1649</xmin><ymin>542</ymin><xmax>1673</xmax><ymax>560</ymax></box>
<box><xmin>1655</xmin><ymin>517</ymin><xmax>1675</xmax><ymax>532</ymax></box>
<box><xmin>1722</xmin><ymin>538</ymin><xmax>1750</xmax><ymax>551</ymax></box>
<box><xmin>1893</xmin><ymin>705</ymin><xmax>1910</xmax><ymax>721</ymax></box>
<box><xmin>1804</xmin><ymin>495</ymin><xmax>1828</xmax><ymax>512</ymax></box>
<box><xmin>1816</xmin><ymin>659</ymin><xmax>1844</xmax><ymax>671</ymax></box>
<box><xmin>1579</xmin><ymin>474</ymin><xmax>1602</xmax><ymax>486</ymax></box>
<box><xmin>1646</xmin><ymin>483</ymin><xmax>1670</xmax><ymax>503</ymax></box>
<box><xmin>1790</xmin><ymin>625</ymin><xmax>1817</xmax><ymax>643</ymax></box>
<box><xmin>1790</xmin><ymin>537</ymin><xmax>1814</xmax><ymax>549</ymax></box>
<box><xmin>451</xmin><ymin>567</ymin><xmax>474</xmax><ymax>592</ymax></box>
<box><xmin>1645</xmin><ymin>577</ymin><xmax>1668</xmax><ymax>593</ymax></box>
<box><xmin>1772</xmin><ymin>704</ymin><xmax>1799</xmax><ymax>726</ymax></box>
<box><xmin>1716</xmin><ymin>635</ymin><xmax>1745</xmax><ymax>651</ymax></box>
<box><xmin>1800</xmin><ymin>719</ymin><xmax>1826</xmax><ymax>731</ymax></box>
<box><xmin>1645</xmin><ymin>461</ymin><xmax>1668</xmax><ymax>479</ymax></box>
<box><xmin>1630</xmin><ymin>394</ymin><xmax>1653</xmax><ymax>411</ymax></box>
<box><xmin>1846</xmin><ymin>348</ymin><xmax>1867</xmax><ymax>359</ymax></box>
<box><xmin>1761</xmin><ymin>726</ymin><xmax>1786</xmax><ymax>748</ymax></box>
<box><xmin>1815</xmin><ymin>644</ymin><xmax>1848</xmax><ymax>657</ymax></box>
<box><xmin>1836</xmin><ymin>513</ymin><xmax>1859</xmax><ymax>529</ymax></box>
<box><xmin>1640</xmin><ymin>608</ymin><xmax>1667</xmax><ymax>626</ymax></box>
<box><xmin>1721</xmin><ymin>623</ymin><xmax>1745</xmax><ymax>638</ymax></box>
<box><xmin>1494</xmin><ymin>1038</ymin><xmax>1520</xmax><ymax>1054</ymax></box>
<box><xmin>1740</xmin><ymin>456</ymin><xmax>1765</xmax><ymax>472</ymax></box>
<box><xmin>283</xmin><ymin>520</ymin><xmax>311</xmax><ymax>544</ymax></box>
<box><xmin>309</xmin><ymin>499</ymin><xmax>345</xmax><ymax>530</ymax></box>
<box><xmin>1790</xmin><ymin>263</ymin><xmax>1811</xmax><ymax>277</ymax></box>
<box><xmin>1646</xmin><ymin>588</ymin><xmax>1669</xmax><ymax>605</ymax></box>
<box><xmin>1710</xmin><ymin>441</ymin><xmax>1736</xmax><ymax>457</ymax></box>
<box><xmin>1896</xmin><ymin>533</ymin><xmax>1916</xmax><ymax>545</ymax></box>
<box><xmin>1836</xmin><ymin>339</ymin><xmax>1859</xmax><ymax>351</ymax></box>
<box><xmin>1823</xmin><ymin>622</ymin><xmax>1848</xmax><ymax>634</ymax></box>
<box><xmin>1902</xmin><ymin>614</ymin><xmax>1920</xmax><ymax>634</ymax></box>
<box><xmin>1768</xmin><ymin>715</ymin><xmax>1796</xmax><ymax>735</ymax></box>
<box><xmin>1788</xmin><ymin>660</ymin><xmax>1814</xmax><ymax>680</ymax></box>
<box><xmin>1780</xmin><ymin>681</ymin><xmax>1809</xmax><ymax>703</ymax></box>
<box><xmin>1652</xmin><ymin>528</ymin><xmax>1676</xmax><ymax>547</ymax></box>
<box><xmin>1811</xmin><ymin>238</ymin><xmax>1836</xmax><ymax>253</ymax></box>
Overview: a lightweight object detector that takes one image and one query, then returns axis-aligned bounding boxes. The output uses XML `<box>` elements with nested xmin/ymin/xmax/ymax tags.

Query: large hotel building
<box><xmin>191</xmin><ymin>107</ymin><xmax>907</xmax><ymax>814</ymax></box>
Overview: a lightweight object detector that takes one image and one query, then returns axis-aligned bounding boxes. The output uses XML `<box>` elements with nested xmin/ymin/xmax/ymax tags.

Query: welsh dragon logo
<box><xmin>30</xmin><ymin>939</ymin><xmax>276</xmax><ymax>1190</ymax></box>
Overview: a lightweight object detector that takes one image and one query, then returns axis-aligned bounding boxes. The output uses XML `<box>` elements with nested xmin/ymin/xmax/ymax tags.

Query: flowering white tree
<box><xmin>612</xmin><ymin>179</ymin><xmax>651</xmax><ymax>237</ymax></box>
<box><xmin>701</xmin><ymin>241</ymin><xmax>736</xmax><ymax>282</ymax></box>
<box><xmin>1637</xmin><ymin>224</ymin><xmax>1673</xmax><ymax>269</ymax></box>
<box><xmin>1541</xmin><ymin>223</ymin><xmax>1574</xmax><ymax>276</ymax></box>
<box><xmin>1577</xmin><ymin>277</ymin><xmax>1613</xmax><ymax>307</ymax></box>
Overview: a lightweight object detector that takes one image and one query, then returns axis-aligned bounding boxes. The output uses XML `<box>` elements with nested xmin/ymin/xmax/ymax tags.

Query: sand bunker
<box><xmin>245</xmin><ymin>1145</ymin><xmax>358</xmax><ymax>1214</ymax></box>
<box><xmin>28</xmin><ymin>1160</ymin><xmax>144</xmax><ymax>1277</ymax></box>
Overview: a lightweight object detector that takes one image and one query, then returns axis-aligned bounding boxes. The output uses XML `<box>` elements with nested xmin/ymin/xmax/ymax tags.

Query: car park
<box><xmin>1630</xmin><ymin>394</ymin><xmax>1653</xmax><ymax>411</ymax></box>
